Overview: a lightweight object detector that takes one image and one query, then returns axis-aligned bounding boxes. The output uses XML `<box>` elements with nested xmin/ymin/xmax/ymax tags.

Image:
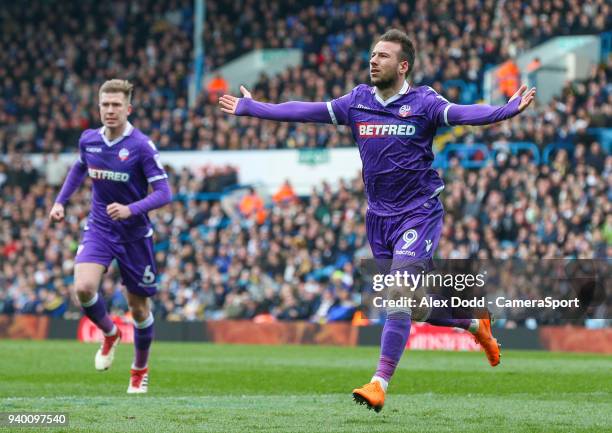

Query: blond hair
<box><xmin>99</xmin><ymin>79</ymin><xmax>134</xmax><ymax>103</ymax></box>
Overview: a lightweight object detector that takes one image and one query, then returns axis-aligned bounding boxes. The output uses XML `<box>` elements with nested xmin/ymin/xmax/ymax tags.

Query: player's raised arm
<box><xmin>218</xmin><ymin>85</ymin><xmax>337</xmax><ymax>124</ymax></box>
<box><xmin>50</xmin><ymin>154</ymin><xmax>88</xmax><ymax>222</ymax></box>
<box><xmin>433</xmin><ymin>85</ymin><xmax>536</xmax><ymax>127</ymax></box>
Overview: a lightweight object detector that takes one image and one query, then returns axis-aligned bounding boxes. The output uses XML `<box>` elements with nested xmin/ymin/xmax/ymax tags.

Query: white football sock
<box><xmin>103</xmin><ymin>324</ymin><xmax>118</xmax><ymax>337</ymax></box>
<box><xmin>131</xmin><ymin>363</ymin><xmax>148</xmax><ymax>371</ymax></box>
<box><xmin>371</xmin><ymin>376</ymin><xmax>388</xmax><ymax>392</ymax></box>
<box><xmin>81</xmin><ymin>293</ymin><xmax>98</xmax><ymax>308</ymax></box>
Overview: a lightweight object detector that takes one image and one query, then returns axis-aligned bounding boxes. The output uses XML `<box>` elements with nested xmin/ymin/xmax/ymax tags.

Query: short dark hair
<box><xmin>377</xmin><ymin>29</ymin><xmax>416</xmax><ymax>77</ymax></box>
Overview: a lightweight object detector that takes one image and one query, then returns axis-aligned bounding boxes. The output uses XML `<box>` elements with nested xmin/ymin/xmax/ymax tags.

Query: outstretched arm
<box><xmin>219</xmin><ymin>86</ymin><xmax>333</xmax><ymax>124</ymax></box>
<box><xmin>446</xmin><ymin>85</ymin><xmax>536</xmax><ymax>126</ymax></box>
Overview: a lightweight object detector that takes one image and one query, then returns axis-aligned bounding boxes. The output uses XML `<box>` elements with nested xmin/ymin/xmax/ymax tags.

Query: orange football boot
<box><xmin>472</xmin><ymin>313</ymin><xmax>501</xmax><ymax>366</ymax></box>
<box><xmin>352</xmin><ymin>381</ymin><xmax>385</xmax><ymax>412</ymax></box>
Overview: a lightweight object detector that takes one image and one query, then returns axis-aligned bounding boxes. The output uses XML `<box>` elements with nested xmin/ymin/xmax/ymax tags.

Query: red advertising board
<box><xmin>206</xmin><ymin>320</ymin><xmax>358</xmax><ymax>346</ymax></box>
<box><xmin>408</xmin><ymin>323</ymin><xmax>480</xmax><ymax>351</ymax></box>
<box><xmin>77</xmin><ymin>315</ymin><xmax>134</xmax><ymax>343</ymax></box>
<box><xmin>540</xmin><ymin>326</ymin><xmax>612</xmax><ymax>354</ymax></box>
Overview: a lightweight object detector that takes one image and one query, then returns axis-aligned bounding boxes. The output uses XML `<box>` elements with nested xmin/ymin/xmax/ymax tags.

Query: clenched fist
<box><xmin>49</xmin><ymin>203</ymin><xmax>65</xmax><ymax>222</ymax></box>
<box><xmin>106</xmin><ymin>202</ymin><xmax>132</xmax><ymax>221</ymax></box>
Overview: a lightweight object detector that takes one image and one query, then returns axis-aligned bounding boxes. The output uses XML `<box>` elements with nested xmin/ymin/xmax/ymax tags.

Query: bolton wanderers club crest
<box><xmin>118</xmin><ymin>148</ymin><xmax>130</xmax><ymax>161</ymax></box>
<box><xmin>399</xmin><ymin>105</ymin><xmax>412</xmax><ymax>117</ymax></box>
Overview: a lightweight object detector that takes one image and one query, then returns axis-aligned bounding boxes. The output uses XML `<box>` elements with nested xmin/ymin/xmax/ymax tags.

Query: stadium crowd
<box><xmin>0</xmin><ymin>146</ymin><xmax>609</xmax><ymax>323</ymax></box>
<box><xmin>448</xmin><ymin>57</ymin><xmax>612</xmax><ymax>148</ymax></box>
<box><xmin>1</xmin><ymin>0</ymin><xmax>610</xmax><ymax>153</ymax></box>
<box><xmin>0</xmin><ymin>0</ymin><xmax>610</xmax><ymax>325</ymax></box>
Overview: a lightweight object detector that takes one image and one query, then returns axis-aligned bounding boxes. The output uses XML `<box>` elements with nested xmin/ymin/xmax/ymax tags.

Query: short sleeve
<box><xmin>328</xmin><ymin>88</ymin><xmax>356</xmax><ymax>126</ymax></box>
<box><xmin>424</xmin><ymin>87</ymin><xmax>453</xmax><ymax>128</ymax></box>
<box><xmin>141</xmin><ymin>139</ymin><xmax>168</xmax><ymax>183</ymax></box>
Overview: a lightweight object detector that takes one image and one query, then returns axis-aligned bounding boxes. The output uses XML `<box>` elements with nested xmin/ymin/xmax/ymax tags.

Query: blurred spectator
<box><xmin>496</xmin><ymin>57</ymin><xmax>520</xmax><ymax>98</ymax></box>
<box><xmin>206</xmin><ymin>74</ymin><xmax>229</xmax><ymax>104</ymax></box>
<box><xmin>273</xmin><ymin>180</ymin><xmax>298</xmax><ymax>204</ymax></box>
<box><xmin>239</xmin><ymin>187</ymin><xmax>267</xmax><ymax>224</ymax></box>
<box><xmin>585</xmin><ymin>142</ymin><xmax>605</xmax><ymax>173</ymax></box>
<box><xmin>44</xmin><ymin>150</ymin><xmax>68</xmax><ymax>187</ymax></box>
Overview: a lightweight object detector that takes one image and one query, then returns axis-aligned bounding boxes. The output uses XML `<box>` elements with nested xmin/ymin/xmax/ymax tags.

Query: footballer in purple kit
<box><xmin>49</xmin><ymin>79</ymin><xmax>172</xmax><ymax>394</ymax></box>
<box><xmin>219</xmin><ymin>29</ymin><xmax>536</xmax><ymax>411</ymax></box>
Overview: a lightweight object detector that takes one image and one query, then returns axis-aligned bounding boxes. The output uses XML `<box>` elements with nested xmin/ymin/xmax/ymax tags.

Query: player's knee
<box><xmin>74</xmin><ymin>281</ymin><xmax>97</xmax><ymax>302</ymax></box>
<box><xmin>411</xmin><ymin>303</ymin><xmax>431</xmax><ymax>322</ymax></box>
<box><xmin>128</xmin><ymin>300</ymin><xmax>150</xmax><ymax>322</ymax></box>
<box><xmin>409</xmin><ymin>286</ymin><xmax>430</xmax><ymax>322</ymax></box>
<box><xmin>132</xmin><ymin>308</ymin><xmax>150</xmax><ymax>323</ymax></box>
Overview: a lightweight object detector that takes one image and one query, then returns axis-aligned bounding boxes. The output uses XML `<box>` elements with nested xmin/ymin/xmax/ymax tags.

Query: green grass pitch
<box><xmin>0</xmin><ymin>340</ymin><xmax>610</xmax><ymax>433</ymax></box>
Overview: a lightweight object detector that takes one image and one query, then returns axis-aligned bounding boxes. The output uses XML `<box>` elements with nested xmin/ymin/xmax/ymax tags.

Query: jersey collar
<box><xmin>99</xmin><ymin>121</ymin><xmax>134</xmax><ymax>147</ymax></box>
<box><xmin>374</xmin><ymin>80</ymin><xmax>410</xmax><ymax>107</ymax></box>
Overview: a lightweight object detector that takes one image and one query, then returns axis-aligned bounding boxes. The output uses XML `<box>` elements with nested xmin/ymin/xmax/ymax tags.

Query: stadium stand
<box><xmin>0</xmin><ymin>149</ymin><xmax>609</xmax><ymax>322</ymax></box>
<box><xmin>1</xmin><ymin>0</ymin><xmax>610</xmax><ymax>151</ymax></box>
<box><xmin>0</xmin><ymin>0</ymin><xmax>610</xmax><ymax>324</ymax></box>
<box><xmin>0</xmin><ymin>0</ymin><xmax>193</xmax><ymax>153</ymax></box>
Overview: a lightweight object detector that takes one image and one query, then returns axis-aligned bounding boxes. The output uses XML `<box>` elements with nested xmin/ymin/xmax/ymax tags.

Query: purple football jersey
<box><xmin>77</xmin><ymin>122</ymin><xmax>168</xmax><ymax>242</ymax></box>
<box><xmin>328</xmin><ymin>83</ymin><xmax>450</xmax><ymax>216</ymax></box>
